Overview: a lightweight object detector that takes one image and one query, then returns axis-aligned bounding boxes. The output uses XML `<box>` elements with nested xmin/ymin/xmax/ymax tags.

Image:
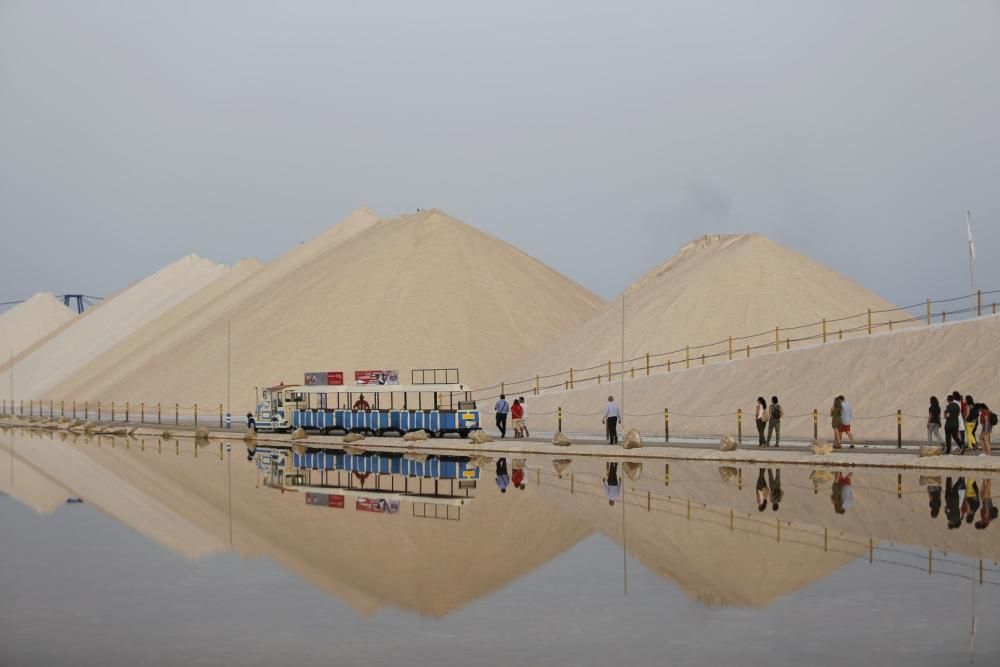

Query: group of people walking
<box><xmin>928</xmin><ymin>393</ymin><xmax>994</xmax><ymax>455</ymax></box>
<box><xmin>493</xmin><ymin>395</ymin><xmax>529</xmax><ymax>439</ymax></box>
<box><xmin>928</xmin><ymin>477</ymin><xmax>995</xmax><ymax>529</ymax></box>
<box><xmin>754</xmin><ymin>396</ymin><xmax>784</xmax><ymax>447</ymax></box>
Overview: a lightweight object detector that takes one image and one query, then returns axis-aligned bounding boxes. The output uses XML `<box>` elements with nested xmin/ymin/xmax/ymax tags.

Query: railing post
<box><xmin>534</xmin><ymin>375</ymin><xmax>539</xmax><ymax>395</ymax></box>
<box><xmin>774</xmin><ymin>327</ymin><xmax>779</xmax><ymax>351</ymax></box>
<box><xmin>664</xmin><ymin>408</ymin><xmax>669</xmax><ymax>443</ymax></box>
<box><xmin>897</xmin><ymin>473</ymin><xmax>902</xmax><ymax>499</ymax></box>
<box><xmin>569</xmin><ymin>369</ymin><xmax>574</xmax><ymax>389</ymax></box>
<box><xmin>194</xmin><ymin>403</ymin><xmax>198</xmax><ymax>427</ymax></box>
<box><xmin>646</xmin><ymin>353</ymin><xmax>650</xmax><ymax>376</ymax></box>
<box><xmin>219</xmin><ymin>404</ymin><xmax>223</xmax><ymax>428</ymax></box>
<box><xmin>557</xmin><ymin>406</ymin><xmax>563</xmax><ymax>432</ymax></box>
<box><xmin>838</xmin><ymin>329</ymin><xmax>843</xmax><ymax>340</ymax></box>
<box><xmin>84</xmin><ymin>401</ymin><xmax>88</xmax><ymax>419</ymax></box>
<box><xmin>49</xmin><ymin>400</ymin><xmax>53</xmax><ymax>417</ymax></box>
<box><xmin>813</xmin><ymin>409</ymin><xmax>818</xmax><ymax>441</ymax></box>
<box><xmin>175</xmin><ymin>403</ymin><xmax>179</xmax><ymax>426</ymax></box>
<box><xmin>700</xmin><ymin>353</ymin><xmax>705</xmax><ymax>366</ymax></box>
<box><xmin>978</xmin><ymin>290</ymin><xmax>982</xmax><ymax>317</ymax></box>
<box><xmin>29</xmin><ymin>399</ymin><xmax>33</xmax><ymax>416</ymax></box>
<box><xmin>737</xmin><ymin>408</ymin><xmax>742</xmax><ymax>445</ymax></box>
<box><xmin>72</xmin><ymin>400</ymin><xmax>76</xmax><ymax>418</ymax></box>
<box><xmin>867</xmin><ymin>309</ymin><xmax>872</xmax><ymax>334</ymax></box>
<box><xmin>897</xmin><ymin>410</ymin><xmax>902</xmax><ymax>449</ymax></box>
<box><xmin>97</xmin><ymin>401</ymin><xmax>102</xmax><ymax>421</ymax></box>
<box><xmin>822</xmin><ymin>318</ymin><xmax>827</xmax><ymax>343</ymax></box>
<box><xmin>60</xmin><ymin>400</ymin><xmax>64</xmax><ymax>417</ymax></box>
<box><xmin>140</xmin><ymin>402</ymin><xmax>144</xmax><ymax>424</ymax></box>
<box><xmin>157</xmin><ymin>403</ymin><xmax>161</xmax><ymax>424</ymax></box>
<box><xmin>125</xmin><ymin>401</ymin><xmax>130</xmax><ymax>423</ymax></box>
<box><xmin>111</xmin><ymin>401</ymin><xmax>115</xmax><ymax>422</ymax></box>
<box><xmin>607</xmin><ymin>360</ymin><xmax>612</xmax><ymax>382</ymax></box>
<box><xmin>685</xmin><ymin>345</ymin><xmax>690</xmax><ymax>369</ymax></box>
<box><xmin>500</xmin><ymin>381</ymin><xmax>505</xmax><ymax>396</ymax></box>
<box><xmin>728</xmin><ymin>336</ymin><xmax>732</xmax><ymax>360</ymax></box>
<box><xmin>942</xmin><ymin>310</ymin><xmax>946</xmax><ymax>323</ymax></box>
<box><xmin>20</xmin><ymin>399</ymin><xmax>23</xmax><ymax>416</ymax></box>
<box><xmin>926</xmin><ymin>299</ymin><xmax>931</xmax><ymax>325</ymax></box>
<box><xmin>667</xmin><ymin>359</ymin><xmax>671</xmax><ymax>372</ymax></box>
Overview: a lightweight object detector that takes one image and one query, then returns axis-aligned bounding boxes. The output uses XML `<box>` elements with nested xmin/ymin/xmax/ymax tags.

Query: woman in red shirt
<box><xmin>511</xmin><ymin>398</ymin><xmax>524</xmax><ymax>438</ymax></box>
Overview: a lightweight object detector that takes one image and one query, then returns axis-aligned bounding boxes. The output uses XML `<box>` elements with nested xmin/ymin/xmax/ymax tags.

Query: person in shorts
<box><xmin>510</xmin><ymin>397</ymin><xmax>524</xmax><ymax>438</ymax></box>
<box><xmin>978</xmin><ymin>403</ymin><xmax>993</xmax><ymax>455</ymax></box>
<box><xmin>838</xmin><ymin>395</ymin><xmax>855</xmax><ymax>448</ymax></box>
<box><xmin>517</xmin><ymin>397</ymin><xmax>530</xmax><ymax>437</ymax></box>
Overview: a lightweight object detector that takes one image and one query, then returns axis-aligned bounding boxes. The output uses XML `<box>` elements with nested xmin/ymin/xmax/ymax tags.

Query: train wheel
<box><xmin>458</xmin><ymin>429</ymin><xmax>470</xmax><ymax>439</ymax></box>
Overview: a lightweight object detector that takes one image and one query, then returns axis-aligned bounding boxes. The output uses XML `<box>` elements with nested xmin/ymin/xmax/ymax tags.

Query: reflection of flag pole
<box><xmin>967</xmin><ymin>211</ymin><xmax>976</xmax><ymax>316</ymax></box>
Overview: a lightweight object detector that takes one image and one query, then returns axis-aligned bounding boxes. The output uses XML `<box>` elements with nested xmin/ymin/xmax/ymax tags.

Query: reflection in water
<box><xmin>2</xmin><ymin>426</ymin><xmax>1000</xmax><ymax>663</ymax></box>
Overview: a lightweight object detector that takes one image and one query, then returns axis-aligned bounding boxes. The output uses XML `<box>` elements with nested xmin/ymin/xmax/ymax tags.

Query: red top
<box><xmin>981</xmin><ymin>408</ymin><xmax>991</xmax><ymax>426</ymax></box>
<box><xmin>511</xmin><ymin>402</ymin><xmax>524</xmax><ymax>419</ymax></box>
<box><xmin>511</xmin><ymin>468</ymin><xmax>525</xmax><ymax>487</ymax></box>
<box><xmin>354</xmin><ymin>399</ymin><xmax>371</xmax><ymax>411</ymax></box>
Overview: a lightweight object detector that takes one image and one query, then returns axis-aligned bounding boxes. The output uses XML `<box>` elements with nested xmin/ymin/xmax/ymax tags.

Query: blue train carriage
<box><xmin>284</xmin><ymin>369</ymin><xmax>482</xmax><ymax>438</ymax></box>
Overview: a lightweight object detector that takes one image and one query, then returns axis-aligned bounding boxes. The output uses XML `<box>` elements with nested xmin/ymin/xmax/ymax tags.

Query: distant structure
<box><xmin>0</xmin><ymin>294</ymin><xmax>103</xmax><ymax>314</ymax></box>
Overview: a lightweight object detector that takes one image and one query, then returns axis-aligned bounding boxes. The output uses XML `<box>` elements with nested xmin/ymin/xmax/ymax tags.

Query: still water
<box><xmin>1</xmin><ymin>428</ymin><xmax>998</xmax><ymax>666</ymax></box>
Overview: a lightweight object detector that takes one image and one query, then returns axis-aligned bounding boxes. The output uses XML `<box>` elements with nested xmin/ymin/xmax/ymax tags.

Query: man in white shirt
<box><xmin>494</xmin><ymin>394</ymin><xmax>510</xmax><ymax>439</ymax></box>
<box><xmin>838</xmin><ymin>395</ymin><xmax>855</xmax><ymax>448</ymax></box>
<box><xmin>602</xmin><ymin>395</ymin><xmax>621</xmax><ymax>444</ymax></box>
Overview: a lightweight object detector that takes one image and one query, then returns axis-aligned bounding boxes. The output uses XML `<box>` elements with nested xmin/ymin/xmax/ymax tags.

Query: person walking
<box><xmin>603</xmin><ymin>462</ymin><xmax>621</xmax><ymax>505</ymax></box>
<box><xmin>494</xmin><ymin>394</ymin><xmax>510</xmax><ymax>439</ymax></box>
<box><xmin>755</xmin><ymin>397</ymin><xmax>768</xmax><ymax>447</ymax></box>
<box><xmin>830</xmin><ymin>396</ymin><xmax>843</xmax><ymax>449</ymax></box>
<box><xmin>766</xmin><ymin>396</ymin><xmax>783</xmax><ymax>447</ymax></box>
<box><xmin>965</xmin><ymin>395</ymin><xmax>979</xmax><ymax>452</ymax></box>
<box><xmin>944</xmin><ymin>394</ymin><xmax>962</xmax><ymax>454</ymax></box>
<box><xmin>979</xmin><ymin>403</ymin><xmax>994</xmax><ymax>455</ymax></box>
<box><xmin>927</xmin><ymin>396</ymin><xmax>943</xmax><ymax>444</ymax></box>
<box><xmin>838</xmin><ymin>395</ymin><xmax>855</xmax><ymax>448</ymax></box>
<box><xmin>511</xmin><ymin>398</ymin><xmax>524</xmax><ymax>439</ymax></box>
<box><xmin>603</xmin><ymin>395</ymin><xmax>621</xmax><ymax>445</ymax></box>
<box><xmin>518</xmin><ymin>397</ymin><xmax>530</xmax><ymax>437</ymax></box>
<box><xmin>953</xmin><ymin>391</ymin><xmax>967</xmax><ymax>450</ymax></box>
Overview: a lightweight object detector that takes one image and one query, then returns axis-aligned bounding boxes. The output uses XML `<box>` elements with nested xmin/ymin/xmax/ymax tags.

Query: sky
<box><xmin>1</xmin><ymin>0</ymin><xmax>998</xmax><ymax>309</ymax></box>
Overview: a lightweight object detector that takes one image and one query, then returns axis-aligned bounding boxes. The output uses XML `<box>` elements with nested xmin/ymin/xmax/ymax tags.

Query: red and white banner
<box><xmin>304</xmin><ymin>371</ymin><xmax>344</xmax><ymax>386</ymax></box>
<box><xmin>354</xmin><ymin>370</ymin><xmax>399</xmax><ymax>386</ymax></box>
<box><xmin>305</xmin><ymin>493</ymin><xmax>345</xmax><ymax>509</ymax></box>
<box><xmin>355</xmin><ymin>497</ymin><xmax>400</xmax><ymax>514</ymax></box>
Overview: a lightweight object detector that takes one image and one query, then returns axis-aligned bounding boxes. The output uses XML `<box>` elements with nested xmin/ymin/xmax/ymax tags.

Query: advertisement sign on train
<box><xmin>356</xmin><ymin>497</ymin><xmax>400</xmax><ymax>514</ymax></box>
<box><xmin>354</xmin><ymin>370</ymin><xmax>400</xmax><ymax>385</ymax></box>
<box><xmin>304</xmin><ymin>372</ymin><xmax>344</xmax><ymax>386</ymax></box>
<box><xmin>305</xmin><ymin>493</ymin><xmax>345</xmax><ymax>509</ymax></box>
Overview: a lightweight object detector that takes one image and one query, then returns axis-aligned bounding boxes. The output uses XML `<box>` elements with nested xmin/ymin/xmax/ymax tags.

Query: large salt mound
<box><xmin>2</xmin><ymin>255</ymin><xmax>230</xmax><ymax>401</ymax></box>
<box><xmin>0</xmin><ymin>293</ymin><xmax>75</xmax><ymax>359</ymax></box>
<box><xmin>502</xmin><ymin>234</ymin><xmax>901</xmax><ymax>387</ymax></box>
<box><xmin>52</xmin><ymin>209</ymin><xmax>603</xmax><ymax>411</ymax></box>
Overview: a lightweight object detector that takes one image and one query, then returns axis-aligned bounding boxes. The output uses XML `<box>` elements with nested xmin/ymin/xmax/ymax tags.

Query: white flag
<box><xmin>967</xmin><ymin>215</ymin><xmax>976</xmax><ymax>260</ymax></box>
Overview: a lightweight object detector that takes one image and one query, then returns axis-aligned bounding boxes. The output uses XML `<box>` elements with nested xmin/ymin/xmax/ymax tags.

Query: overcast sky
<box><xmin>1</xmin><ymin>1</ymin><xmax>998</xmax><ymax>310</ymax></box>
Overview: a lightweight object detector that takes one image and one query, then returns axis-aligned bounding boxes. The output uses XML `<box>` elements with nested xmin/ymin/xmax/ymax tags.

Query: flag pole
<box><xmin>967</xmin><ymin>210</ymin><xmax>976</xmax><ymax>317</ymax></box>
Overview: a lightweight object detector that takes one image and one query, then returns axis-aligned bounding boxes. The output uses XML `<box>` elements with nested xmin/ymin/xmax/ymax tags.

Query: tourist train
<box><xmin>253</xmin><ymin>368</ymin><xmax>482</xmax><ymax>438</ymax></box>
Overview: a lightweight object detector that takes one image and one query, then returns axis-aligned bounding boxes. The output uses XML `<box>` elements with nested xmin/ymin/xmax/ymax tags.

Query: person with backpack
<box><xmin>754</xmin><ymin>396</ymin><xmax>769</xmax><ymax>447</ymax></box>
<box><xmin>978</xmin><ymin>403</ymin><xmax>994</xmax><ymax>455</ymax></box>
<box><xmin>944</xmin><ymin>394</ymin><xmax>962</xmax><ymax>454</ymax></box>
<box><xmin>766</xmin><ymin>396</ymin><xmax>783</xmax><ymax>447</ymax></box>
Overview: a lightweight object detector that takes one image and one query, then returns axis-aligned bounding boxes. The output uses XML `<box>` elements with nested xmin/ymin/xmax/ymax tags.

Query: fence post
<box><xmin>557</xmin><ymin>406</ymin><xmax>563</xmax><ymax>432</ymax></box>
<box><xmin>97</xmin><ymin>401</ymin><xmax>102</xmax><ymax>421</ymax></box>
<box><xmin>30</xmin><ymin>399</ymin><xmax>33</xmax><ymax>416</ymax></box>
<box><xmin>813</xmin><ymin>409</ymin><xmax>818</xmax><ymax>441</ymax></box>
<box><xmin>501</xmin><ymin>381</ymin><xmax>505</xmax><ymax>396</ymax></box>
<box><xmin>157</xmin><ymin>403</ymin><xmax>161</xmax><ymax>425</ymax></box>
<box><xmin>822</xmin><ymin>318</ymin><xmax>827</xmax><ymax>343</ymax></box>
<box><xmin>20</xmin><ymin>400</ymin><xmax>23</xmax><ymax>416</ymax></box>
<box><xmin>664</xmin><ymin>408</ymin><xmax>669</xmax><ymax>443</ymax></box>
<box><xmin>569</xmin><ymin>369</ymin><xmax>574</xmax><ymax>389</ymax></box>
<box><xmin>84</xmin><ymin>401</ymin><xmax>88</xmax><ymax>419</ymax></box>
<box><xmin>746</xmin><ymin>344</ymin><xmax>750</xmax><ymax>358</ymax></box>
<box><xmin>838</xmin><ymin>329</ymin><xmax>843</xmax><ymax>340</ymax></box>
<box><xmin>535</xmin><ymin>375</ymin><xmax>539</xmax><ymax>395</ymax></box>
<box><xmin>175</xmin><ymin>403</ymin><xmax>179</xmax><ymax>426</ymax></box>
<box><xmin>667</xmin><ymin>359</ymin><xmax>671</xmax><ymax>372</ymax></box>
<box><xmin>125</xmin><ymin>401</ymin><xmax>130</xmax><ymax>423</ymax></box>
<box><xmin>737</xmin><ymin>409</ymin><xmax>742</xmax><ymax>445</ymax></box>
<box><xmin>219</xmin><ymin>404</ymin><xmax>223</xmax><ymax>428</ymax></box>
<box><xmin>978</xmin><ymin>289</ymin><xmax>982</xmax><ymax>316</ymax></box>
<box><xmin>888</xmin><ymin>320</ymin><xmax>893</xmax><ymax>332</ymax></box>
<box><xmin>606</xmin><ymin>360</ymin><xmax>611</xmax><ymax>382</ymax></box>
<box><xmin>61</xmin><ymin>400</ymin><xmax>64</xmax><ymax>417</ymax></box>
<box><xmin>140</xmin><ymin>402</ymin><xmax>144</xmax><ymax>424</ymax></box>
<box><xmin>867</xmin><ymin>309</ymin><xmax>872</xmax><ymax>334</ymax></box>
<box><xmin>700</xmin><ymin>353</ymin><xmax>705</xmax><ymax>366</ymax></box>
<box><xmin>728</xmin><ymin>336</ymin><xmax>733</xmax><ymax>360</ymax></box>
<box><xmin>685</xmin><ymin>345</ymin><xmax>690</xmax><ymax>369</ymax></box>
<box><xmin>111</xmin><ymin>401</ymin><xmax>115</xmax><ymax>422</ymax></box>
<box><xmin>194</xmin><ymin>403</ymin><xmax>198</xmax><ymax>427</ymax></box>
<box><xmin>49</xmin><ymin>400</ymin><xmax>53</xmax><ymax>417</ymax></box>
<box><xmin>897</xmin><ymin>410</ymin><xmax>902</xmax><ymax>449</ymax></box>
<box><xmin>897</xmin><ymin>473</ymin><xmax>902</xmax><ymax>499</ymax></box>
<box><xmin>73</xmin><ymin>401</ymin><xmax>76</xmax><ymax>418</ymax></box>
<box><xmin>926</xmin><ymin>299</ymin><xmax>931</xmax><ymax>324</ymax></box>
<box><xmin>646</xmin><ymin>353</ymin><xmax>650</xmax><ymax>376</ymax></box>
<box><xmin>774</xmin><ymin>327</ymin><xmax>779</xmax><ymax>351</ymax></box>
<box><xmin>941</xmin><ymin>310</ymin><xmax>946</xmax><ymax>323</ymax></box>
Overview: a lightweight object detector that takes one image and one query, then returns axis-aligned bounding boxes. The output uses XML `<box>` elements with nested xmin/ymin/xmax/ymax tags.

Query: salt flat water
<box><xmin>1</xmin><ymin>428</ymin><xmax>998</xmax><ymax>666</ymax></box>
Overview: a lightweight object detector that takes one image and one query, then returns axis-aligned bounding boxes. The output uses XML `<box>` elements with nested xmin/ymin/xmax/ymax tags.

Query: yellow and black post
<box><xmin>557</xmin><ymin>406</ymin><xmax>563</xmax><ymax>432</ymax></box>
<box><xmin>813</xmin><ymin>408</ymin><xmax>818</xmax><ymax>441</ymax></box>
<box><xmin>897</xmin><ymin>410</ymin><xmax>902</xmax><ymax>448</ymax></box>
<box><xmin>737</xmin><ymin>408</ymin><xmax>743</xmax><ymax>445</ymax></box>
<box><xmin>664</xmin><ymin>408</ymin><xmax>669</xmax><ymax>443</ymax></box>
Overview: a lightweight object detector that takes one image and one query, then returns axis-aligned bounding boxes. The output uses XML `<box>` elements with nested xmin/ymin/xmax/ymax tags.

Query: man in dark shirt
<box><xmin>944</xmin><ymin>395</ymin><xmax>962</xmax><ymax>454</ymax></box>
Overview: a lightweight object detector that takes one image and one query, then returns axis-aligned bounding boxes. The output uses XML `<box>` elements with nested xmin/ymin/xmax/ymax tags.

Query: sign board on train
<box><xmin>304</xmin><ymin>372</ymin><xmax>344</xmax><ymax>386</ymax></box>
<box><xmin>305</xmin><ymin>493</ymin><xmax>345</xmax><ymax>509</ymax></box>
<box><xmin>354</xmin><ymin>370</ymin><xmax>400</xmax><ymax>385</ymax></box>
<box><xmin>356</xmin><ymin>497</ymin><xmax>400</xmax><ymax>514</ymax></box>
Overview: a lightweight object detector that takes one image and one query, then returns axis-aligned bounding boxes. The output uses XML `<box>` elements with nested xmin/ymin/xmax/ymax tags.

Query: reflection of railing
<box><xmin>470</xmin><ymin>288</ymin><xmax>1000</xmax><ymax>403</ymax></box>
<box><xmin>532</xmin><ymin>465</ymin><xmax>1000</xmax><ymax>588</ymax></box>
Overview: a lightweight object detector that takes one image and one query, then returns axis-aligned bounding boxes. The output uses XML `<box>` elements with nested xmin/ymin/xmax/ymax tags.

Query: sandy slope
<box><xmin>1</xmin><ymin>255</ymin><xmax>231</xmax><ymax>401</ymax></box>
<box><xmin>502</xmin><ymin>234</ymin><xmax>904</xmax><ymax>389</ymax></box>
<box><xmin>47</xmin><ymin>209</ymin><xmax>603</xmax><ymax>412</ymax></box>
<box><xmin>518</xmin><ymin>313</ymin><xmax>1000</xmax><ymax>442</ymax></box>
<box><xmin>0</xmin><ymin>293</ymin><xmax>75</xmax><ymax>360</ymax></box>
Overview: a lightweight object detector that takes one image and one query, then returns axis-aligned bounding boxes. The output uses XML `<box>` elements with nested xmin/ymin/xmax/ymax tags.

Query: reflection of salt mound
<box><xmin>53</xmin><ymin>208</ymin><xmax>602</xmax><ymax>411</ymax></box>
<box><xmin>4</xmin><ymin>255</ymin><xmax>231</xmax><ymax>400</ymax></box>
<box><xmin>504</xmin><ymin>234</ymin><xmax>899</xmax><ymax>382</ymax></box>
<box><xmin>0</xmin><ymin>293</ymin><xmax>75</xmax><ymax>359</ymax></box>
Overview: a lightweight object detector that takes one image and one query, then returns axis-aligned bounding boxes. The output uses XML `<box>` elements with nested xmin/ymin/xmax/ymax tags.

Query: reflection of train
<box><xmin>254</xmin><ymin>369</ymin><xmax>482</xmax><ymax>438</ymax></box>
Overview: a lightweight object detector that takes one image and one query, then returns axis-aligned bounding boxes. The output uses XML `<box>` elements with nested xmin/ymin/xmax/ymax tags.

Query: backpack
<box><xmin>991</xmin><ymin>412</ymin><xmax>998</xmax><ymax>427</ymax></box>
<box><xmin>770</xmin><ymin>403</ymin><xmax>782</xmax><ymax>420</ymax></box>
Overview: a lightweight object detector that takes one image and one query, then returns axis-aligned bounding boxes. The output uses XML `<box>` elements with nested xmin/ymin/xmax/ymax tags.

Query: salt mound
<box><xmin>719</xmin><ymin>435</ymin><xmax>738</xmax><ymax>452</ymax></box>
<box><xmin>622</xmin><ymin>429</ymin><xmax>643</xmax><ymax>449</ymax></box>
<box><xmin>0</xmin><ymin>293</ymin><xmax>75</xmax><ymax>359</ymax></box>
<box><xmin>468</xmin><ymin>430</ymin><xmax>494</xmax><ymax>445</ymax></box>
<box><xmin>810</xmin><ymin>442</ymin><xmax>834</xmax><ymax>455</ymax></box>
<box><xmin>2</xmin><ymin>255</ymin><xmax>230</xmax><ymax>401</ymax></box>
<box><xmin>503</xmin><ymin>234</ymin><xmax>899</xmax><ymax>385</ymax></box>
<box><xmin>50</xmin><ymin>208</ymin><xmax>601</xmax><ymax>413</ymax></box>
<box><xmin>343</xmin><ymin>433</ymin><xmax>366</xmax><ymax>444</ymax></box>
<box><xmin>403</xmin><ymin>430</ymin><xmax>428</xmax><ymax>442</ymax></box>
<box><xmin>290</xmin><ymin>427</ymin><xmax>308</xmax><ymax>440</ymax></box>
<box><xmin>919</xmin><ymin>445</ymin><xmax>942</xmax><ymax>458</ymax></box>
<box><xmin>552</xmin><ymin>432</ymin><xmax>572</xmax><ymax>447</ymax></box>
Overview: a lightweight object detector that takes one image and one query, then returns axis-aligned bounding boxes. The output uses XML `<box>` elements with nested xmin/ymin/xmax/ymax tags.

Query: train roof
<box><xmin>282</xmin><ymin>383</ymin><xmax>472</xmax><ymax>394</ymax></box>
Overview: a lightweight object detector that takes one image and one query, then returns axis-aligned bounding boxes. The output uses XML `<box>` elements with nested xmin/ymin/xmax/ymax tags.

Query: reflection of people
<box><xmin>246</xmin><ymin>412</ymin><xmax>257</xmax><ymax>432</ymax></box>
<box><xmin>511</xmin><ymin>459</ymin><xmax>526</xmax><ymax>490</ymax></box>
<box><xmin>964</xmin><ymin>478</ymin><xmax>981</xmax><ymax>524</ymax></box>
<box><xmin>831</xmin><ymin>472</ymin><xmax>852</xmax><ymax>514</ymax></box>
<box><xmin>768</xmin><ymin>469</ymin><xmax>783</xmax><ymax>511</ymax></box>
<box><xmin>927</xmin><ymin>481</ymin><xmax>942</xmax><ymax>518</ymax></box>
<box><xmin>354</xmin><ymin>394</ymin><xmax>371</xmax><ymax>411</ymax></box>
<box><xmin>755</xmin><ymin>469</ymin><xmax>769</xmax><ymax>512</ymax></box>
<box><xmin>603</xmin><ymin>462</ymin><xmax>621</xmax><ymax>505</ymax></box>
<box><xmin>495</xmin><ymin>457</ymin><xmax>510</xmax><ymax>493</ymax></box>
<box><xmin>945</xmin><ymin>477</ymin><xmax>964</xmax><ymax>529</ymax></box>
<box><xmin>975</xmin><ymin>479</ymin><xmax>995</xmax><ymax>530</ymax></box>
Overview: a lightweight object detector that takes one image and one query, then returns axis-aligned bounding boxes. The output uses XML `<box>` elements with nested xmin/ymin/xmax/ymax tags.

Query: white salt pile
<box><xmin>503</xmin><ymin>234</ymin><xmax>901</xmax><ymax>386</ymax></box>
<box><xmin>2</xmin><ymin>255</ymin><xmax>230</xmax><ymax>400</ymax></box>
<box><xmin>52</xmin><ymin>209</ymin><xmax>603</xmax><ymax>411</ymax></box>
<box><xmin>0</xmin><ymin>293</ymin><xmax>75</xmax><ymax>359</ymax></box>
